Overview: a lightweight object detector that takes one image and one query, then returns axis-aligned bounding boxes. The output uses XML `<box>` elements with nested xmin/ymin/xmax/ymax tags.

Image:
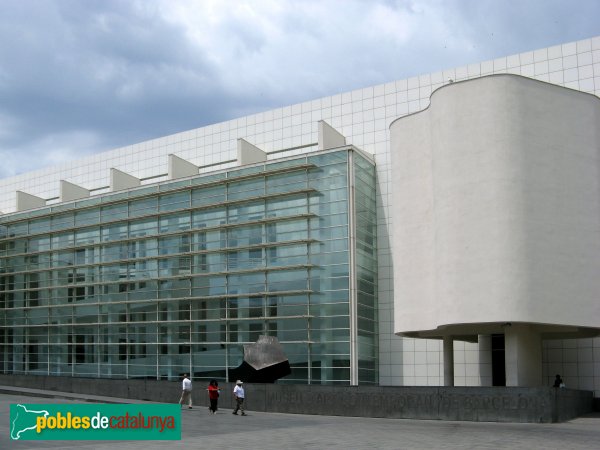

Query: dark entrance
<box><xmin>491</xmin><ymin>333</ymin><xmax>506</xmax><ymax>386</ymax></box>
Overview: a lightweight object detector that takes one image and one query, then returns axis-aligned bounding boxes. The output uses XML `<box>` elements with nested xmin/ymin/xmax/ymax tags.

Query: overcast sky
<box><xmin>1</xmin><ymin>0</ymin><xmax>599</xmax><ymax>178</ymax></box>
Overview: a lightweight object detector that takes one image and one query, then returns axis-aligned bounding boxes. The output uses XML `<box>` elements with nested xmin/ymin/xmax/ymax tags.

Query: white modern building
<box><xmin>1</xmin><ymin>35</ymin><xmax>599</xmax><ymax>395</ymax></box>
<box><xmin>391</xmin><ymin>74</ymin><xmax>600</xmax><ymax>388</ymax></box>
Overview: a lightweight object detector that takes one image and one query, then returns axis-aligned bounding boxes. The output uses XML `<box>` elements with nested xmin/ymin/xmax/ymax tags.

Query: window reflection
<box><xmin>0</xmin><ymin>149</ymin><xmax>377</xmax><ymax>385</ymax></box>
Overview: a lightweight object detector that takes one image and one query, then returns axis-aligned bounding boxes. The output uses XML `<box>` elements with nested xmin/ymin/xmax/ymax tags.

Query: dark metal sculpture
<box><xmin>229</xmin><ymin>335</ymin><xmax>291</xmax><ymax>383</ymax></box>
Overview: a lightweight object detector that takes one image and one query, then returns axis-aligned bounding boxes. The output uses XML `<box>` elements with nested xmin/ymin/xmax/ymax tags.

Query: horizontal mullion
<box><xmin>0</xmin><ymin>289</ymin><xmax>315</xmax><ymax>312</ymax></box>
<box><xmin>0</xmin><ymin>163</ymin><xmax>317</xmax><ymax>232</ymax></box>
<box><xmin>5</xmin><ymin>315</ymin><xmax>316</xmax><ymax>328</ymax></box>
<box><xmin>3</xmin><ymin>265</ymin><xmax>316</xmax><ymax>298</ymax></box>
<box><xmin>2</xmin><ymin>237</ymin><xmax>318</xmax><ymax>277</ymax></box>
<box><xmin>0</xmin><ymin>212</ymin><xmax>317</xmax><ymax>262</ymax></box>
<box><xmin>0</xmin><ymin>187</ymin><xmax>317</xmax><ymax>246</ymax></box>
<box><xmin>0</xmin><ymin>188</ymin><xmax>318</xmax><ymax>250</ymax></box>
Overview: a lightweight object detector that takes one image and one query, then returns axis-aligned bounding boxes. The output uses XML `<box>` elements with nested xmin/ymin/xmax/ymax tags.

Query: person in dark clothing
<box><xmin>553</xmin><ymin>374</ymin><xmax>564</xmax><ymax>388</ymax></box>
<box><xmin>207</xmin><ymin>379</ymin><xmax>220</xmax><ymax>414</ymax></box>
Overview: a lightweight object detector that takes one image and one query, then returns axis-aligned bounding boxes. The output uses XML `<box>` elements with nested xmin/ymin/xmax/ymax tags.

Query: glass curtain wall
<box><xmin>0</xmin><ymin>149</ymin><xmax>377</xmax><ymax>385</ymax></box>
<box><xmin>353</xmin><ymin>153</ymin><xmax>378</xmax><ymax>384</ymax></box>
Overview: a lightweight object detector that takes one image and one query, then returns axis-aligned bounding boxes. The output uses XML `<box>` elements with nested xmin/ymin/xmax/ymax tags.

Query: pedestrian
<box><xmin>232</xmin><ymin>380</ymin><xmax>246</xmax><ymax>416</ymax></box>
<box><xmin>179</xmin><ymin>373</ymin><xmax>193</xmax><ymax>409</ymax></box>
<box><xmin>553</xmin><ymin>374</ymin><xmax>564</xmax><ymax>388</ymax></box>
<box><xmin>207</xmin><ymin>379</ymin><xmax>220</xmax><ymax>414</ymax></box>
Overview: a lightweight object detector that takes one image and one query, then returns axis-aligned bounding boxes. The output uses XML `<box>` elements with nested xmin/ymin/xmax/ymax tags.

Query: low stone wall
<box><xmin>0</xmin><ymin>374</ymin><xmax>593</xmax><ymax>423</ymax></box>
<box><xmin>243</xmin><ymin>384</ymin><xmax>593</xmax><ymax>423</ymax></box>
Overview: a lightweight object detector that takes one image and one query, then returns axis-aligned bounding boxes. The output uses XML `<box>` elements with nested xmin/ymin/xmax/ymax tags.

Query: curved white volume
<box><xmin>391</xmin><ymin>74</ymin><xmax>600</xmax><ymax>338</ymax></box>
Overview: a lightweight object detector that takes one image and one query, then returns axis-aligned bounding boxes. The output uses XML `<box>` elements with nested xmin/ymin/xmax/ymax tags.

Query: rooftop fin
<box><xmin>168</xmin><ymin>154</ymin><xmax>198</xmax><ymax>180</ymax></box>
<box><xmin>60</xmin><ymin>180</ymin><xmax>90</xmax><ymax>202</ymax></box>
<box><xmin>110</xmin><ymin>168</ymin><xmax>140</xmax><ymax>191</ymax></box>
<box><xmin>16</xmin><ymin>191</ymin><xmax>46</xmax><ymax>211</ymax></box>
<box><xmin>237</xmin><ymin>139</ymin><xmax>267</xmax><ymax>165</ymax></box>
<box><xmin>318</xmin><ymin>120</ymin><xmax>346</xmax><ymax>150</ymax></box>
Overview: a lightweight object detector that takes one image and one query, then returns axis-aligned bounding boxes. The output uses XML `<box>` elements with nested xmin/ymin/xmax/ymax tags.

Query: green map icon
<box><xmin>10</xmin><ymin>404</ymin><xmax>49</xmax><ymax>440</ymax></box>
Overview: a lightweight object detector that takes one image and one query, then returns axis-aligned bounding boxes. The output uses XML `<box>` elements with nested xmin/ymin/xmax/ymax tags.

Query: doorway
<box><xmin>491</xmin><ymin>333</ymin><xmax>506</xmax><ymax>386</ymax></box>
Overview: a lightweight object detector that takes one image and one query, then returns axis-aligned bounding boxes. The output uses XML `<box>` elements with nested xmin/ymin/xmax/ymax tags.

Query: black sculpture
<box><xmin>228</xmin><ymin>335</ymin><xmax>291</xmax><ymax>383</ymax></box>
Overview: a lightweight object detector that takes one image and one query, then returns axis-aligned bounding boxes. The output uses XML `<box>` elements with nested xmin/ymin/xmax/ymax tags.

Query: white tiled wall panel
<box><xmin>1</xmin><ymin>36</ymin><xmax>600</xmax><ymax>394</ymax></box>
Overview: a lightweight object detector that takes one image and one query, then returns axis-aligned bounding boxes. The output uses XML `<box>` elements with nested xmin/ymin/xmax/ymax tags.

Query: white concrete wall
<box><xmin>237</xmin><ymin>138</ymin><xmax>267</xmax><ymax>165</ymax></box>
<box><xmin>1</xmin><ymin>36</ymin><xmax>600</xmax><ymax>393</ymax></box>
<box><xmin>110</xmin><ymin>168</ymin><xmax>140</xmax><ymax>191</ymax></box>
<box><xmin>505</xmin><ymin>324</ymin><xmax>543</xmax><ymax>387</ymax></box>
<box><xmin>390</xmin><ymin>75</ymin><xmax>600</xmax><ymax>334</ymax></box>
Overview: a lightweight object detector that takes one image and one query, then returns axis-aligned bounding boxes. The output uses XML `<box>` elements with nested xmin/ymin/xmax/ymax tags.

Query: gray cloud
<box><xmin>0</xmin><ymin>0</ymin><xmax>599</xmax><ymax>178</ymax></box>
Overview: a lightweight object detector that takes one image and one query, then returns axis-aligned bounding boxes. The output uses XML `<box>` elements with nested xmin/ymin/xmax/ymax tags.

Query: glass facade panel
<box><xmin>101</xmin><ymin>203</ymin><xmax>128</xmax><ymax>223</ymax></box>
<box><xmin>0</xmin><ymin>149</ymin><xmax>376</xmax><ymax>385</ymax></box>
<box><xmin>191</xmin><ymin>185</ymin><xmax>226</xmax><ymax>207</ymax></box>
<box><xmin>353</xmin><ymin>152</ymin><xmax>378</xmax><ymax>384</ymax></box>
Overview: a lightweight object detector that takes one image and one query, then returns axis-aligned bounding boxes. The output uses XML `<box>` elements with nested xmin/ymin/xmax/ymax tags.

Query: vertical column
<box><xmin>347</xmin><ymin>150</ymin><xmax>358</xmax><ymax>385</ymax></box>
<box><xmin>167</xmin><ymin>306</ymin><xmax>175</xmax><ymax>379</ymax></box>
<box><xmin>443</xmin><ymin>335</ymin><xmax>454</xmax><ymax>386</ymax></box>
<box><xmin>504</xmin><ymin>324</ymin><xmax>542</xmax><ymax>386</ymax></box>
<box><xmin>478</xmin><ymin>334</ymin><xmax>493</xmax><ymax>386</ymax></box>
<box><xmin>96</xmin><ymin>325</ymin><xmax>100</xmax><ymax>378</ymax></box>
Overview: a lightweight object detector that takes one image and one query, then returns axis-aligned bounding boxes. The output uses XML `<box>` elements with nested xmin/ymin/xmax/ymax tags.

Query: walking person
<box><xmin>179</xmin><ymin>373</ymin><xmax>193</xmax><ymax>409</ymax></box>
<box><xmin>232</xmin><ymin>380</ymin><xmax>246</xmax><ymax>416</ymax></box>
<box><xmin>207</xmin><ymin>379</ymin><xmax>220</xmax><ymax>414</ymax></box>
<box><xmin>553</xmin><ymin>374</ymin><xmax>565</xmax><ymax>388</ymax></box>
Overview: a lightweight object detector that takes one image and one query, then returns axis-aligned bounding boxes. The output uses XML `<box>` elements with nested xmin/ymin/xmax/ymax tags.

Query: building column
<box><xmin>443</xmin><ymin>335</ymin><xmax>454</xmax><ymax>386</ymax></box>
<box><xmin>477</xmin><ymin>334</ymin><xmax>493</xmax><ymax>386</ymax></box>
<box><xmin>504</xmin><ymin>324</ymin><xmax>542</xmax><ymax>386</ymax></box>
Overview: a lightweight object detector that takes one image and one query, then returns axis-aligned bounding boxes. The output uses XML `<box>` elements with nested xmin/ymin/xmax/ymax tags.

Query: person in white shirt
<box><xmin>179</xmin><ymin>373</ymin><xmax>193</xmax><ymax>409</ymax></box>
<box><xmin>232</xmin><ymin>380</ymin><xmax>246</xmax><ymax>416</ymax></box>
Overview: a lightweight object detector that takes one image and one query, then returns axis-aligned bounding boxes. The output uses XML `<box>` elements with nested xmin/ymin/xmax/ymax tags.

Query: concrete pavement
<box><xmin>1</xmin><ymin>387</ymin><xmax>599</xmax><ymax>449</ymax></box>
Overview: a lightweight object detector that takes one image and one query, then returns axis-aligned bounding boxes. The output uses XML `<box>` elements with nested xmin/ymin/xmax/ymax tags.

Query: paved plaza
<box><xmin>1</xmin><ymin>389</ymin><xmax>599</xmax><ymax>449</ymax></box>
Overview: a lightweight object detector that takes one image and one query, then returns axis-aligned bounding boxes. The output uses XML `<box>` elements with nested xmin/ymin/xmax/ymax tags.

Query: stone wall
<box><xmin>0</xmin><ymin>375</ymin><xmax>593</xmax><ymax>423</ymax></box>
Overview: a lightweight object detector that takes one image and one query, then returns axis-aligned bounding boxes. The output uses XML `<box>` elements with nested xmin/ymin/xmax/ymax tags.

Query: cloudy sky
<box><xmin>1</xmin><ymin>0</ymin><xmax>599</xmax><ymax>178</ymax></box>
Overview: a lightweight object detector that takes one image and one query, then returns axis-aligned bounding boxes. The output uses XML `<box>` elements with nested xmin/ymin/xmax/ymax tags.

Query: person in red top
<box><xmin>207</xmin><ymin>380</ymin><xmax>220</xmax><ymax>414</ymax></box>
